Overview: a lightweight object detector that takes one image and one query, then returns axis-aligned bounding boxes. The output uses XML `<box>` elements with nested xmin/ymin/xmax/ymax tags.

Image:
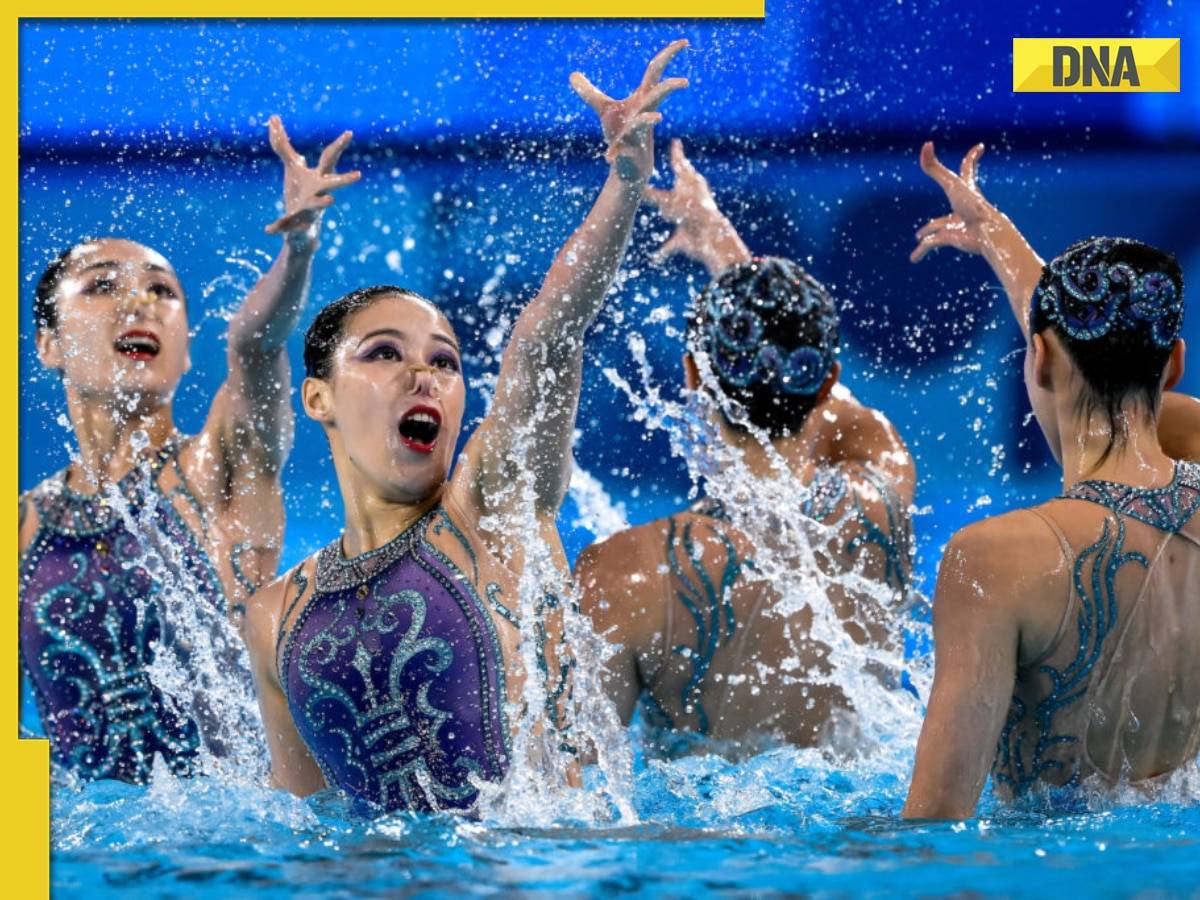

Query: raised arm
<box><xmin>205</xmin><ymin>116</ymin><xmax>361</xmax><ymax>476</ymax></box>
<box><xmin>644</xmin><ymin>139</ymin><xmax>751</xmax><ymax>278</ymax></box>
<box><xmin>460</xmin><ymin>41</ymin><xmax>688</xmax><ymax>519</ymax></box>
<box><xmin>910</xmin><ymin>142</ymin><xmax>1044</xmax><ymax>339</ymax></box>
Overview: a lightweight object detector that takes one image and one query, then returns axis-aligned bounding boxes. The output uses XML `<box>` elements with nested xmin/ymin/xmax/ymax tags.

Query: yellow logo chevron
<box><xmin>1013</xmin><ymin>38</ymin><xmax>1180</xmax><ymax>92</ymax></box>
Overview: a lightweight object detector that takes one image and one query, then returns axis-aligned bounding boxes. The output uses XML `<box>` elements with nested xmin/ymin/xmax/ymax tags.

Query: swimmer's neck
<box><xmin>1057</xmin><ymin>405</ymin><xmax>1174</xmax><ymax>492</ymax></box>
<box><xmin>718</xmin><ymin>421</ymin><xmax>821</xmax><ymax>482</ymax></box>
<box><xmin>62</xmin><ymin>387</ymin><xmax>178</xmax><ymax>492</ymax></box>
<box><xmin>334</xmin><ymin>467</ymin><xmax>444</xmax><ymax>558</ymax></box>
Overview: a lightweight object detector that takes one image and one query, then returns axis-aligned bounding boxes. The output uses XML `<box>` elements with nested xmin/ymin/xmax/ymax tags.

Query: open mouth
<box><xmin>397</xmin><ymin>405</ymin><xmax>441</xmax><ymax>454</ymax></box>
<box><xmin>114</xmin><ymin>330</ymin><xmax>161</xmax><ymax>362</ymax></box>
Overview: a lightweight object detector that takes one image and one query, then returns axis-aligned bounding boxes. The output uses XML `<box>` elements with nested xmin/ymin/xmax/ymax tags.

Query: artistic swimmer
<box><xmin>903</xmin><ymin>142</ymin><xmax>1199</xmax><ymax>819</ymax></box>
<box><xmin>575</xmin><ymin>140</ymin><xmax>916</xmax><ymax>755</ymax></box>
<box><xmin>241</xmin><ymin>42</ymin><xmax>689</xmax><ymax>814</ymax></box>
<box><xmin>18</xmin><ymin>118</ymin><xmax>360</xmax><ymax>783</ymax></box>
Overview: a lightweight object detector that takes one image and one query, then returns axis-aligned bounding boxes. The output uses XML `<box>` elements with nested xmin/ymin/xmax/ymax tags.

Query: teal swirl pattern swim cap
<box><xmin>1031</xmin><ymin>237</ymin><xmax>1184</xmax><ymax>350</ymax></box>
<box><xmin>687</xmin><ymin>257</ymin><xmax>840</xmax><ymax>437</ymax></box>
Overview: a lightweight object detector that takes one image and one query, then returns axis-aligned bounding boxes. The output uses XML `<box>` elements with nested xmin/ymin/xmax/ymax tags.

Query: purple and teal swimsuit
<box><xmin>277</xmin><ymin>508</ymin><xmax>510</xmax><ymax>814</ymax></box>
<box><xmin>18</xmin><ymin>444</ymin><xmax>225</xmax><ymax>783</ymax></box>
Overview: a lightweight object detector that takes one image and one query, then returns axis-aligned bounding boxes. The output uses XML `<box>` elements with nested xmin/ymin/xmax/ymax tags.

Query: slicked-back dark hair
<box><xmin>303</xmin><ymin>285</ymin><xmax>441</xmax><ymax>380</ymax></box>
<box><xmin>1030</xmin><ymin>236</ymin><xmax>1185</xmax><ymax>465</ymax></box>
<box><xmin>34</xmin><ymin>244</ymin><xmax>86</xmax><ymax>331</ymax></box>
<box><xmin>686</xmin><ymin>257</ymin><xmax>840</xmax><ymax>438</ymax></box>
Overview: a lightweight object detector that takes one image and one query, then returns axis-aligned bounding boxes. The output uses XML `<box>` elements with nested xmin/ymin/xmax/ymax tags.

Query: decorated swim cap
<box><xmin>687</xmin><ymin>257</ymin><xmax>840</xmax><ymax>437</ymax></box>
<box><xmin>1031</xmin><ymin>237</ymin><xmax>1184</xmax><ymax>350</ymax></box>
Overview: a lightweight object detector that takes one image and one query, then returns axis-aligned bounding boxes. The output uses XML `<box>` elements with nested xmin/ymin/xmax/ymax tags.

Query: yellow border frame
<box><xmin>6</xmin><ymin>11</ymin><xmax>764</xmax><ymax>895</ymax></box>
<box><xmin>9</xmin><ymin>18</ymin><xmax>50</xmax><ymax>896</ymax></box>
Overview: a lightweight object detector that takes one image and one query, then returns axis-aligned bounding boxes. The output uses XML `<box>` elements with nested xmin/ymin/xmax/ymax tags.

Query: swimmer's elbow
<box><xmin>270</xmin><ymin>759</ymin><xmax>326</xmax><ymax>798</ymax></box>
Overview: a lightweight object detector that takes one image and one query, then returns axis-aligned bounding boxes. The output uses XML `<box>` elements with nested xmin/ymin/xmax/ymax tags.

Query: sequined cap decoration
<box><xmin>1032</xmin><ymin>237</ymin><xmax>1184</xmax><ymax>349</ymax></box>
<box><xmin>694</xmin><ymin>257</ymin><xmax>839</xmax><ymax>397</ymax></box>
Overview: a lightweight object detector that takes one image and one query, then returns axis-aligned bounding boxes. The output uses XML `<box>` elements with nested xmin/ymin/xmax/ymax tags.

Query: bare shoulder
<box><xmin>18</xmin><ymin>489</ymin><xmax>40</xmax><ymax>556</ymax></box>
<box><xmin>18</xmin><ymin>471</ymin><xmax>68</xmax><ymax>556</ymax></box>
<box><xmin>574</xmin><ymin>517</ymin><xmax>674</xmax><ymax>641</ymax></box>
<box><xmin>937</xmin><ymin>506</ymin><xmax>1069</xmax><ymax>629</ymax></box>
<box><xmin>242</xmin><ymin>555</ymin><xmax>316</xmax><ymax>669</ymax></box>
<box><xmin>826</xmin><ymin>387</ymin><xmax>916</xmax><ymax>504</ymax></box>
<box><xmin>1160</xmin><ymin>392</ymin><xmax>1200</xmax><ymax>463</ymax></box>
<box><xmin>575</xmin><ymin>518</ymin><xmax>669</xmax><ymax>595</ymax></box>
<box><xmin>944</xmin><ymin>507</ymin><xmax>1063</xmax><ymax>574</ymax></box>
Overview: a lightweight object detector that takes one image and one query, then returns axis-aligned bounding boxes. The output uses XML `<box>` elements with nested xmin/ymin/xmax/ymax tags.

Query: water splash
<box><xmin>99</xmin><ymin>439</ymin><xmax>268</xmax><ymax>783</ymax></box>
<box><xmin>602</xmin><ymin>326</ymin><xmax>931</xmax><ymax>777</ymax></box>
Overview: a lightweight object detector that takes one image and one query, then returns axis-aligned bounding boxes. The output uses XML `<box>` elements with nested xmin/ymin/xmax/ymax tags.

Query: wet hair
<box><xmin>303</xmin><ymin>285</ymin><xmax>439</xmax><ymax>379</ymax></box>
<box><xmin>686</xmin><ymin>256</ymin><xmax>840</xmax><ymax>438</ymax></box>
<box><xmin>34</xmin><ymin>245</ymin><xmax>83</xmax><ymax>331</ymax></box>
<box><xmin>1030</xmin><ymin>236</ymin><xmax>1185</xmax><ymax>463</ymax></box>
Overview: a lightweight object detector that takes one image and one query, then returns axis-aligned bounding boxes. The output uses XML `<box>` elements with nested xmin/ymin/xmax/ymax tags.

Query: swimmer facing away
<box><xmin>575</xmin><ymin>139</ymin><xmax>916</xmax><ymax>755</ymax></box>
<box><xmin>18</xmin><ymin>118</ymin><xmax>359</xmax><ymax>783</ymax></box>
<box><xmin>903</xmin><ymin>142</ymin><xmax>1199</xmax><ymax>819</ymax></box>
<box><xmin>241</xmin><ymin>42</ymin><xmax>689</xmax><ymax>814</ymax></box>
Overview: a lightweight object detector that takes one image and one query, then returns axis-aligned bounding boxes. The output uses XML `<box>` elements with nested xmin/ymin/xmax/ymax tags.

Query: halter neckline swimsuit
<box><xmin>19</xmin><ymin>441</ymin><xmax>226</xmax><ymax>783</ymax></box>
<box><xmin>278</xmin><ymin>506</ymin><xmax>510</xmax><ymax>815</ymax></box>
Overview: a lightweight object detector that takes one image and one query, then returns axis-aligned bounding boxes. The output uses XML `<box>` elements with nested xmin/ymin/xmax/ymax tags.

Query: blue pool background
<box><xmin>16</xmin><ymin>5</ymin><xmax>1200</xmax><ymax>895</ymax></box>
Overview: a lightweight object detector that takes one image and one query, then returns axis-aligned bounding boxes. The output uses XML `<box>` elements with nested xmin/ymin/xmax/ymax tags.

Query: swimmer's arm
<box><xmin>976</xmin><ymin>215</ymin><xmax>1043</xmax><ymax>340</ymax></box>
<box><xmin>208</xmin><ymin>118</ymin><xmax>360</xmax><ymax>474</ymax></box>
<box><xmin>242</xmin><ymin>576</ymin><xmax>327</xmax><ymax>796</ymax></box>
<box><xmin>536</xmin><ymin>576</ymin><xmax>584</xmax><ymax>787</ymax></box>
<box><xmin>1159</xmin><ymin>392</ymin><xmax>1200</xmax><ymax>463</ymax></box>
<box><xmin>911</xmin><ymin>141</ymin><xmax>1043</xmax><ymax>339</ymax></box>
<box><xmin>462</xmin><ymin>42</ymin><xmax>687</xmax><ymax>517</ymax></box>
<box><xmin>902</xmin><ymin>525</ymin><xmax>1020</xmax><ymax>820</ymax></box>
<box><xmin>574</xmin><ymin>539</ymin><xmax>649</xmax><ymax>725</ymax></box>
<box><xmin>644</xmin><ymin>139</ymin><xmax>751</xmax><ymax>278</ymax></box>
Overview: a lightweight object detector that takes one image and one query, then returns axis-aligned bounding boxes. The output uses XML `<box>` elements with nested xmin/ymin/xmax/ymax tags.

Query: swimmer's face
<box><xmin>305</xmin><ymin>295</ymin><xmax>465</xmax><ymax>504</ymax></box>
<box><xmin>35</xmin><ymin>239</ymin><xmax>190</xmax><ymax>409</ymax></box>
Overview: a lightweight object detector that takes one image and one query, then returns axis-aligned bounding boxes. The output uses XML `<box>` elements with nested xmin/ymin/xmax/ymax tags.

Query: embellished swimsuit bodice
<box><xmin>995</xmin><ymin>461</ymin><xmax>1200</xmax><ymax>797</ymax></box>
<box><xmin>278</xmin><ymin>508</ymin><xmax>510</xmax><ymax>814</ymax></box>
<box><xmin>18</xmin><ymin>444</ymin><xmax>227</xmax><ymax>783</ymax></box>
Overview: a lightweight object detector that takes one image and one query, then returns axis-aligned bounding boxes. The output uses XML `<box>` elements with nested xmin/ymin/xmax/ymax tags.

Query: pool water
<box><xmin>46</xmin><ymin>740</ymin><xmax>1200</xmax><ymax>896</ymax></box>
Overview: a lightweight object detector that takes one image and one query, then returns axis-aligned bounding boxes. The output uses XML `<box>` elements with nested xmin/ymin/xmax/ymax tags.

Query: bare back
<box><xmin>995</xmin><ymin>462</ymin><xmax>1200</xmax><ymax>794</ymax></box>
<box><xmin>578</xmin><ymin>461</ymin><xmax>914</xmax><ymax>754</ymax></box>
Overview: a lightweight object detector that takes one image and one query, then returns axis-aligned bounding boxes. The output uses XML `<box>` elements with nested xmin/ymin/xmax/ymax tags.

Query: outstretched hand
<box><xmin>910</xmin><ymin>141</ymin><xmax>995</xmax><ymax>262</ymax></box>
<box><xmin>265</xmin><ymin>115</ymin><xmax>362</xmax><ymax>236</ymax></box>
<box><xmin>570</xmin><ymin>39</ymin><xmax>689</xmax><ymax>184</ymax></box>
<box><xmin>644</xmin><ymin>138</ymin><xmax>723</xmax><ymax>263</ymax></box>
<box><xmin>643</xmin><ymin>138</ymin><xmax>750</xmax><ymax>275</ymax></box>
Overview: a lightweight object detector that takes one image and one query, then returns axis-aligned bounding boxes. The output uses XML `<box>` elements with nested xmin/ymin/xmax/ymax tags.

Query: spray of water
<box><xmin>601</xmin><ymin>327</ymin><xmax>932</xmax><ymax>777</ymax></box>
<box><xmin>96</xmin><ymin>427</ymin><xmax>267</xmax><ymax>783</ymax></box>
<box><xmin>467</xmin><ymin>359</ymin><xmax>638</xmax><ymax>827</ymax></box>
